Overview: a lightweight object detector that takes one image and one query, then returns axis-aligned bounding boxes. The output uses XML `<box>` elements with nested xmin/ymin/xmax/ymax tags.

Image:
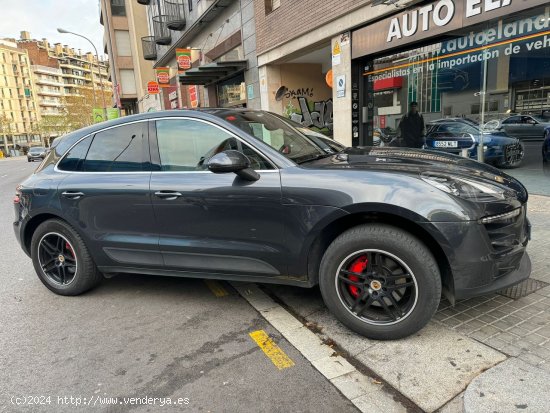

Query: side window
<box><xmin>58</xmin><ymin>136</ymin><xmax>92</xmax><ymax>171</ymax></box>
<box><xmin>82</xmin><ymin>123</ymin><xmax>147</xmax><ymax>172</ymax></box>
<box><xmin>155</xmin><ymin>119</ymin><xmax>274</xmax><ymax>171</ymax></box>
<box><xmin>503</xmin><ymin>116</ymin><xmax>520</xmax><ymax>124</ymax></box>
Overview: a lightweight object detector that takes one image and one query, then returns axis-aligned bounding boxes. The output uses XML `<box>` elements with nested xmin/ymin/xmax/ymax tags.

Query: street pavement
<box><xmin>506</xmin><ymin>141</ymin><xmax>549</xmax><ymax>196</ymax></box>
<box><xmin>0</xmin><ymin>158</ymin><xmax>358</xmax><ymax>412</ymax></box>
<box><xmin>1</xmin><ymin>156</ymin><xmax>549</xmax><ymax>413</ymax></box>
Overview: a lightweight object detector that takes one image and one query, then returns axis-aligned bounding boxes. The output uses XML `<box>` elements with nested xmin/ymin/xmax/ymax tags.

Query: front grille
<box><xmin>504</xmin><ymin>142</ymin><xmax>523</xmax><ymax>164</ymax></box>
<box><xmin>483</xmin><ymin>206</ymin><xmax>529</xmax><ymax>278</ymax></box>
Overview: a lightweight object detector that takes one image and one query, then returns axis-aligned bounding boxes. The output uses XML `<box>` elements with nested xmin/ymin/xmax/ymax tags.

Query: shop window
<box><xmin>265</xmin><ymin>0</ymin><xmax>280</xmax><ymax>14</ymax></box>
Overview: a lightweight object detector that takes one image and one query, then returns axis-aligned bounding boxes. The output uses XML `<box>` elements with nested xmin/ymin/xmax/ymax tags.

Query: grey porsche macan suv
<box><xmin>13</xmin><ymin>109</ymin><xmax>531</xmax><ymax>339</ymax></box>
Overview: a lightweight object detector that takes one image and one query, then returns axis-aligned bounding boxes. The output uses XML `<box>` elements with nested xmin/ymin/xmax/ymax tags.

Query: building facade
<box><xmin>100</xmin><ymin>0</ymin><xmax>159</xmax><ymax>114</ymax></box>
<box><xmin>0</xmin><ymin>39</ymin><xmax>41</xmax><ymax>156</ymax></box>
<box><xmin>136</xmin><ymin>0</ymin><xmax>260</xmax><ymax>111</ymax></box>
<box><xmin>253</xmin><ymin>0</ymin><xmax>550</xmax><ymax>151</ymax></box>
<box><xmin>17</xmin><ymin>32</ymin><xmax>112</xmax><ymax>140</ymax></box>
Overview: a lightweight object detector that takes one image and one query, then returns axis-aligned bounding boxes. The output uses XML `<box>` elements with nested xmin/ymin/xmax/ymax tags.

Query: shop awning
<box><xmin>178</xmin><ymin>60</ymin><xmax>248</xmax><ymax>86</ymax></box>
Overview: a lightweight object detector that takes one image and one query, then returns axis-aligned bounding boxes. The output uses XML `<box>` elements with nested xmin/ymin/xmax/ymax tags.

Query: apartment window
<box><xmin>111</xmin><ymin>0</ymin><xmax>126</xmax><ymax>16</ymax></box>
<box><xmin>115</xmin><ymin>30</ymin><xmax>132</xmax><ymax>57</ymax></box>
<box><xmin>119</xmin><ymin>69</ymin><xmax>137</xmax><ymax>95</ymax></box>
<box><xmin>188</xmin><ymin>0</ymin><xmax>193</xmax><ymax>12</ymax></box>
<box><xmin>265</xmin><ymin>0</ymin><xmax>280</xmax><ymax>14</ymax></box>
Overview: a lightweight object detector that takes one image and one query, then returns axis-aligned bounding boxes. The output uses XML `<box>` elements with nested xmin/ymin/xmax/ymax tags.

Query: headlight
<box><xmin>421</xmin><ymin>172</ymin><xmax>506</xmax><ymax>202</ymax></box>
<box><xmin>479</xmin><ymin>208</ymin><xmax>521</xmax><ymax>224</ymax></box>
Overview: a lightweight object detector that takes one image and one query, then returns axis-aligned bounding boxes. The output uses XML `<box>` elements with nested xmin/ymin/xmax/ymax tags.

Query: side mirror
<box><xmin>207</xmin><ymin>150</ymin><xmax>260</xmax><ymax>181</ymax></box>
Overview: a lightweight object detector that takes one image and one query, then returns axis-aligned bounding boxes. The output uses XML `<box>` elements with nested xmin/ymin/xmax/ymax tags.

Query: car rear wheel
<box><xmin>319</xmin><ymin>224</ymin><xmax>441</xmax><ymax>340</ymax></box>
<box><xmin>31</xmin><ymin>219</ymin><xmax>102</xmax><ymax>295</ymax></box>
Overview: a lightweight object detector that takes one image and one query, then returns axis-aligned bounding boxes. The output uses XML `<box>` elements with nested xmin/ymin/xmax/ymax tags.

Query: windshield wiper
<box><xmin>296</xmin><ymin>153</ymin><xmax>334</xmax><ymax>164</ymax></box>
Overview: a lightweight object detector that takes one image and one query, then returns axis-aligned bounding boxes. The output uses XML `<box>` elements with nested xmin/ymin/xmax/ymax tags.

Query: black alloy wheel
<box><xmin>37</xmin><ymin>232</ymin><xmax>78</xmax><ymax>286</ymax></box>
<box><xmin>336</xmin><ymin>250</ymin><xmax>418</xmax><ymax>325</ymax></box>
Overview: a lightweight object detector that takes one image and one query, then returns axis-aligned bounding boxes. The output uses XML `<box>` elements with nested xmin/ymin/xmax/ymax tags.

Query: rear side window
<box><xmin>57</xmin><ymin>136</ymin><xmax>92</xmax><ymax>171</ymax></box>
<box><xmin>82</xmin><ymin>123</ymin><xmax>148</xmax><ymax>172</ymax></box>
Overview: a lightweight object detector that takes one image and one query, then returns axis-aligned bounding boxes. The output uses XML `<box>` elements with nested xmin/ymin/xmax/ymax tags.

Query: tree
<box><xmin>34</xmin><ymin>114</ymin><xmax>70</xmax><ymax>146</ymax></box>
<box><xmin>65</xmin><ymin>86</ymin><xmax>113</xmax><ymax>130</ymax></box>
<box><xmin>0</xmin><ymin>115</ymin><xmax>13</xmax><ymax>156</ymax></box>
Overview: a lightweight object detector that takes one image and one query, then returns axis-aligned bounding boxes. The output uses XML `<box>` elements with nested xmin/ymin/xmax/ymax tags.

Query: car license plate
<box><xmin>434</xmin><ymin>141</ymin><xmax>458</xmax><ymax>148</ymax></box>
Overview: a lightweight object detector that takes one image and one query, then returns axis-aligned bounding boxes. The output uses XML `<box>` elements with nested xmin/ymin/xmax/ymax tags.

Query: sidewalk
<box><xmin>263</xmin><ymin>194</ymin><xmax>550</xmax><ymax>412</ymax></box>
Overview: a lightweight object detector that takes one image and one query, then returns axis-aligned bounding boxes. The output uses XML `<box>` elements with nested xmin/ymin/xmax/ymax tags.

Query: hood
<box><xmin>300</xmin><ymin>147</ymin><xmax>528</xmax><ymax>202</ymax></box>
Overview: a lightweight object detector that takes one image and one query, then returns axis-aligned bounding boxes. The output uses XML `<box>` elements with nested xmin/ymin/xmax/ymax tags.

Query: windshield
<box><xmin>212</xmin><ymin>110</ymin><xmax>327</xmax><ymax>164</ymax></box>
<box><xmin>29</xmin><ymin>147</ymin><xmax>45</xmax><ymax>153</ymax></box>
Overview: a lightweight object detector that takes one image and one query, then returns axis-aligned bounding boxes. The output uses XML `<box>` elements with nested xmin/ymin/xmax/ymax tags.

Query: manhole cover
<box><xmin>497</xmin><ymin>279</ymin><xmax>549</xmax><ymax>299</ymax></box>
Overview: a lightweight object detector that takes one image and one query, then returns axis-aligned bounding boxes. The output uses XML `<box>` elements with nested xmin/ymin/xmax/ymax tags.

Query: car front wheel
<box><xmin>319</xmin><ymin>224</ymin><xmax>441</xmax><ymax>340</ymax></box>
<box><xmin>30</xmin><ymin>219</ymin><xmax>102</xmax><ymax>295</ymax></box>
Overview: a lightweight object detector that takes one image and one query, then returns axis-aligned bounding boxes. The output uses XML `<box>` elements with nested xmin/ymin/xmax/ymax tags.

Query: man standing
<box><xmin>398</xmin><ymin>102</ymin><xmax>425</xmax><ymax>148</ymax></box>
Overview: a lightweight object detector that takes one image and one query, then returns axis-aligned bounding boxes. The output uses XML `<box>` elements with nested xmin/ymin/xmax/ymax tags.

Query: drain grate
<box><xmin>497</xmin><ymin>278</ymin><xmax>549</xmax><ymax>299</ymax></box>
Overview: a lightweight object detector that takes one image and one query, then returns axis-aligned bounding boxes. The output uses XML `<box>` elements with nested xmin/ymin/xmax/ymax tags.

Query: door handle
<box><xmin>61</xmin><ymin>191</ymin><xmax>85</xmax><ymax>199</ymax></box>
<box><xmin>154</xmin><ymin>191</ymin><xmax>183</xmax><ymax>200</ymax></box>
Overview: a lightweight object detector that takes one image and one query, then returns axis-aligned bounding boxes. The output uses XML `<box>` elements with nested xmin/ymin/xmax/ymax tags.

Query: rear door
<box><xmin>149</xmin><ymin>117</ymin><xmax>287</xmax><ymax>278</ymax></box>
<box><xmin>57</xmin><ymin>121</ymin><xmax>162</xmax><ymax>269</ymax></box>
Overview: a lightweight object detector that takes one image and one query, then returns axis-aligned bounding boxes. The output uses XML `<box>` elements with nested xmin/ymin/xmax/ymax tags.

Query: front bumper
<box><xmin>422</xmin><ymin>208</ymin><xmax>531</xmax><ymax>300</ymax></box>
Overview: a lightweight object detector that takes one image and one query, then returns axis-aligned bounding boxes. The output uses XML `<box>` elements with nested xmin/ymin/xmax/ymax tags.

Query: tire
<box><xmin>27</xmin><ymin>159</ymin><xmax>31</xmax><ymax>162</ymax></box>
<box><xmin>30</xmin><ymin>219</ymin><xmax>102</xmax><ymax>295</ymax></box>
<box><xmin>319</xmin><ymin>224</ymin><xmax>441</xmax><ymax>340</ymax></box>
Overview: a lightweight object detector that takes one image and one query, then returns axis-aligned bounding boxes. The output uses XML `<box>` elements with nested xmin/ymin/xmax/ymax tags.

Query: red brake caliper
<box><xmin>348</xmin><ymin>255</ymin><xmax>368</xmax><ymax>298</ymax></box>
<box><xmin>65</xmin><ymin>242</ymin><xmax>75</xmax><ymax>258</ymax></box>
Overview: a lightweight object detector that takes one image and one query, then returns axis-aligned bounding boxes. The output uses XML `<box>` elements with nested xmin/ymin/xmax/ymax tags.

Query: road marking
<box><xmin>204</xmin><ymin>280</ymin><xmax>229</xmax><ymax>297</ymax></box>
<box><xmin>0</xmin><ymin>174</ymin><xmax>6</xmax><ymax>178</ymax></box>
<box><xmin>234</xmin><ymin>283</ymin><xmax>408</xmax><ymax>412</ymax></box>
<box><xmin>249</xmin><ymin>329</ymin><xmax>295</xmax><ymax>370</ymax></box>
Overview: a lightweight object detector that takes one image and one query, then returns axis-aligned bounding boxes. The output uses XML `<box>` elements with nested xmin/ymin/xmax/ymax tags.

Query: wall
<box><xmin>278</xmin><ymin>63</ymin><xmax>333</xmax><ymax>135</ymax></box>
<box><xmin>254</xmin><ymin>0</ymin><xmax>370</xmax><ymax>55</ymax></box>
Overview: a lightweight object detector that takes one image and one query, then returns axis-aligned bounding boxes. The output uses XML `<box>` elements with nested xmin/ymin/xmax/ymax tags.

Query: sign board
<box><xmin>176</xmin><ymin>48</ymin><xmax>192</xmax><ymax>74</ymax></box>
<box><xmin>156</xmin><ymin>67</ymin><xmax>171</xmax><ymax>88</ymax></box>
<box><xmin>189</xmin><ymin>85</ymin><xmax>199</xmax><ymax>108</ymax></box>
<box><xmin>326</xmin><ymin>69</ymin><xmax>334</xmax><ymax>88</ymax></box>
<box><xmin>352</xmin><ymin>0</ymin><xmax>550</xmax><ymax>58</ymax></box>
<box><xmin>93</xmin><ymin>108</ymin><xmax>104</xmax><ymax>123</ymax></box>
<box><xmin>247</xmin><ymin>84</ymin><xmax>254</xmax><ymax>100</ymax></box>
<box><xmin>336</xmin><ymin>75</ymin><xmax>346</xmax><ymax>98</ymax></box>
<box><xmin>147</xmin><ymin>81</ymin><xmax>160</xmax><ymax>95</ymax></box>
<box><xmin>332</xmin><ymin>41</ymin><xmax>341</xmax><ymax>65</ymax></box>
<box><xmin>107</xmin><ymin>108</ymin><xmax>119</xmax><ymax>120</ymax></box>
<box><xmin>169</xmin><ymin>90</ymin><xmax>178</xmax><ymax>101</ymax></box>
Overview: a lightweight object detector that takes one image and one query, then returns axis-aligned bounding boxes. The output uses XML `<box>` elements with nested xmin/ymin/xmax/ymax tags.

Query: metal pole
<box><xmin>477</xmin><ymin>54</ymin><xmax>488</xmax><ymax>163</ymax></box>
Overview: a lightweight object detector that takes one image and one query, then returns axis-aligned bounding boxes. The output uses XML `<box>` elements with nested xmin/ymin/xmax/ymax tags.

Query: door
<box><xmin>501</xmin><ymin>116</ymin><xmax>522</xmax><ymax>138</ymax></box>
<box><xmin>149</xmin><ymin>117</ymin><xmax>286</xmax><ymax>277</ymax></box>
<box><xmin>57</xmin><ymin>121</ymin><xmax>162</xmax><ymax>268</ymax></box>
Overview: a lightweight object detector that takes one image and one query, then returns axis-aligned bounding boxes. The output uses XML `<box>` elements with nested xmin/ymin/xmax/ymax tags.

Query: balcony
<box><xmin>142</xmin><ymin>36</ymin><xmax>157</xmax><ymax>60</ymax></box>
<box><xmin>35</xmin><ymin>78</ymin><xmax>65</xmax><ymax>87</ymax></box>
<box><xmin>165</xmin><ymin>0</ymin><xmax>186</xmax><ymax>31</ymax></box>
<box><xmin>152</xmin><ymin>15</ymin><xmax>172</xmax><ymax>45</ymax></box>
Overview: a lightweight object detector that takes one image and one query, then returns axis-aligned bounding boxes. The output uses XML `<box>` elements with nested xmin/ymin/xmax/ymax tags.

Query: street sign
<box><xmin>147</xmin><ymin>81</ymin><xmax>160</xmax><ymax>95</ymax></box>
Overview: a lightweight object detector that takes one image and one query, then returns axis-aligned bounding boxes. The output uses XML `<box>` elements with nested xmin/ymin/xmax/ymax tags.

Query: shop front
<box><xmin>351</xmin><ymin>0</ymin><xmax>550</xmax><ymax>193</ymax></box>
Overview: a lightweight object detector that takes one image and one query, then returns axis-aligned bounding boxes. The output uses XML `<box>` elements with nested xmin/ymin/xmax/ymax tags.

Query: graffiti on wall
<box><xmin>284</xmin><ymin>97</ymin><xmax>333</xmax><ymax>133</ymax></box>
<box><xmin>284</xmin><ymin>88</ymin><xmax>315</xmax><ymax>99</ymax></box>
